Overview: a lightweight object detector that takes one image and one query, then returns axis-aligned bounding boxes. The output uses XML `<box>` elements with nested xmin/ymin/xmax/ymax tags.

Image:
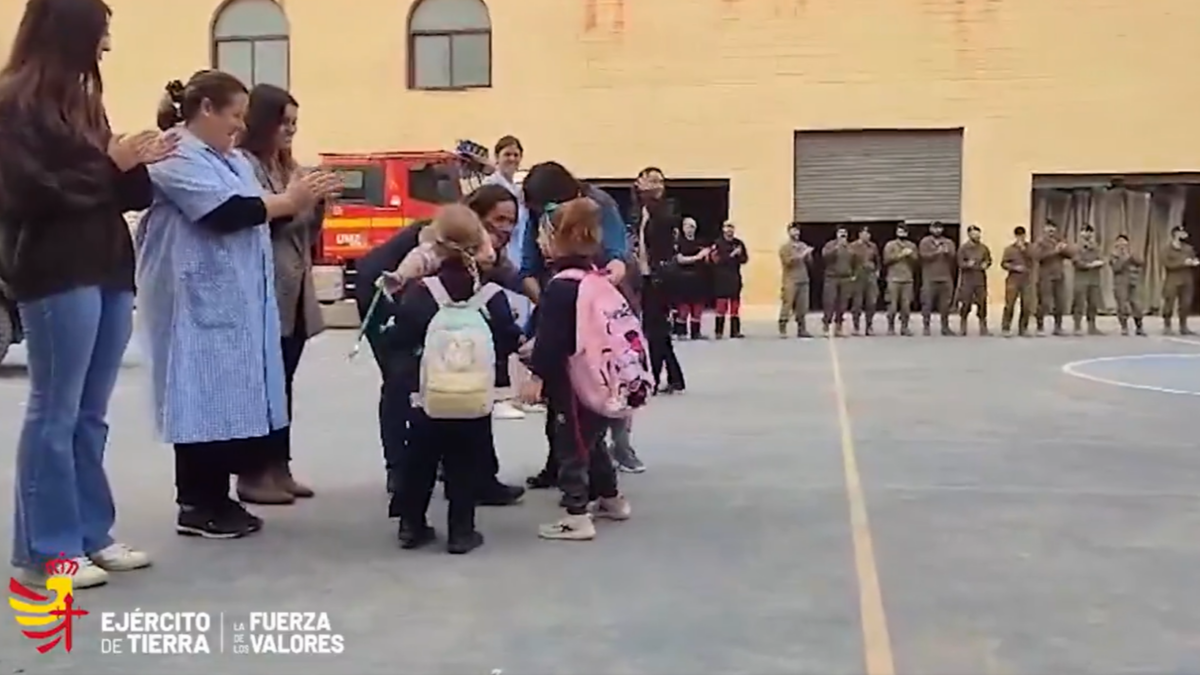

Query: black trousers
<box><xmin>397</xmin><ymin>412</ymin><xmax>489</xmax><ymax>534</ymax></box>
<box><xmin>642</xmin><ymin>275</ymin><xmax>685</xmax><ymax>389</ymax></box>
<box><xmin>548</xmin><ymin>392</ymin><xmax>618</xmax><ymax>515</ymax></box>
<box><xmin>480</xmin><ymin>420</ymin><xmax>502</xmax><ymax>488</ymax></box>
<box><xmin>275</xmin><ymin>330</ymin><xmax>306</xmax><ymax>464</ymax></box>
<box><xmin>175</xmin><ymin>429</ymin><xmax>284</xmax><ymax>509</ymax></box>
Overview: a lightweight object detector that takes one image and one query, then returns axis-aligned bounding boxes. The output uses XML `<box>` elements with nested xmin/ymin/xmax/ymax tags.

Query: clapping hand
<box><xmin>108</xmin><ymin>130</ymin><xmax>164</xmax><ymax>171</ymax></box>
<box><xmin>137</xmin><ymin>131</ymin><xmax>179</xmax><ymax>165</ymax></box>
<box><xmin>286</xmin><ymin>171</ymin><xmax>342</xmax><ymax>209</ymax></box>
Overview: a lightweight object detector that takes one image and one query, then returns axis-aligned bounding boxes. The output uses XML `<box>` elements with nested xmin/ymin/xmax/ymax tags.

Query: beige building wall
<box><xmin>3</xmin><ymin>0</ymin><xmax>1200</xmax><ymax>306</ymax></box>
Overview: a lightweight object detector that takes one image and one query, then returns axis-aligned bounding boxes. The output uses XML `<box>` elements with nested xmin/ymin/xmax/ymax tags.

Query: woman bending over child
<box><xmin>383</xmin><ymin>205</ymin><xmax>521</xmax><ymax>554</ymax></box>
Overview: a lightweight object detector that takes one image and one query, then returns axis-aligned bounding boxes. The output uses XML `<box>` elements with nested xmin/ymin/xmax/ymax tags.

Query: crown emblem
<box><xmin>44</xmin><ymin>554</ymin><xmax>79</xmax><ymax>578</ymax></box>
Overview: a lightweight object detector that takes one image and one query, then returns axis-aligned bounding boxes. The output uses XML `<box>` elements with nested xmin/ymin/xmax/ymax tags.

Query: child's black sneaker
<box><xmin>525</xmin><ymin>471</ymin><xmax>557</xmax><ymax>489</ymax></box>
<box><xmin>176</xmin><ymin>504</ymin><xmax>251</xmax><ymax>539</ymax></box>
<box><xmin>397</xmin><ymin>521</ymin><xmax>437</xmax><ymax>550</ymax></box>
<box><xmin>446</xmin><ymin>531</ymin><xmax>484</xmax><ymax>555</ymax></box>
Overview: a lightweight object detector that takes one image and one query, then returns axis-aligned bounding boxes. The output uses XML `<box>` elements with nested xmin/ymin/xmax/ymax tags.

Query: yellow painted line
<box><xmin>827</xmin><ymin>335</ymin><xmax>895</xmax><ymax>675</ymax></box>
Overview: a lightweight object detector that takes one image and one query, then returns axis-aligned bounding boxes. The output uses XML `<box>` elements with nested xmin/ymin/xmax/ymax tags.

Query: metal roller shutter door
<box><xmin>793</xmin><ymin>129</ymin><xmax>963</xmax><ymax>223</ymax></box>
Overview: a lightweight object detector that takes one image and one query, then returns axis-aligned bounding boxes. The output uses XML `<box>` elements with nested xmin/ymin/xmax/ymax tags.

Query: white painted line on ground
<box><xmin>1161</xmin><ymin>336</ymin><xmax>1200</xmax><ymax>347</ymax></box>
<box><xmin>1061</xmin><ymin>353</ymin><xmax>1200</xmax><ymax>396</ymax></box>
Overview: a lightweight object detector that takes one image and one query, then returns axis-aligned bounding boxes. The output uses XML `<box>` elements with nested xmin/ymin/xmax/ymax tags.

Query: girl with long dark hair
<box><xmin>0</xmin><ymin>0</ymin><xmax>175</xmax><ymax>588</ymax></box>
<box><xmin>235</xmin><ymin>84</ymin><xmax>321</xmax><ymax>504</ymax></box>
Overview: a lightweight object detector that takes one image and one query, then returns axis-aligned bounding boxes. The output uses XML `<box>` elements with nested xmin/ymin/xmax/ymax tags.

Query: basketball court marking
<box><xmin>1162</xmin><ymin>336</ymin><xmax>1200</xmax><ymax>348</ymax></box>
<box><xmin>827</xmin><ymin>336</ymin><xmax>895</xmax><ymax>675</ymax></box>
<box><xmin>1060</xmin><ymin>353</ymin><xmax>1200</xmax><ymax>396</ymax></box>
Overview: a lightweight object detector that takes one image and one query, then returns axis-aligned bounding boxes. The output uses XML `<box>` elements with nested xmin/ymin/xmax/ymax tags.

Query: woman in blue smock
<box><xmin>136</xmin><ymin>71</ymin><xmax>342</xmax><ymax>539</ymax></box>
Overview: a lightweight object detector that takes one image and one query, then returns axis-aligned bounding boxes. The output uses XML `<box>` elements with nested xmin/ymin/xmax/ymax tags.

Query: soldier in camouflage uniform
<box><xmin>918</xmin><ymin>221</ymin><xmax>957</xmax><ymax>336</ymax></box>
<box><xmin>955</xmin><ymin>225</ymin><xmax>992</xmax><ymax>336</ymax></box>
<box><xmin>999</xmin><ymin>226</ymin><xmax>1035</xmax><ymax>337</ymax></box>
<box><xmin>848</xmin><ymin>227</ymin><xmax>880</xmax><ymax>335</ymax></box>
<box><xmin>1109</xmin><ymin>233</ymin><xmax>1145</xmax><ymax>336</ymax></box>
<box><xmin>1161</xmin><ymin>226</ymin><xmax>1199</xmax><ymax>335</ymax></box>
<box><xmin>1070</xmin><ymin>225</ymin><xmax>1105</xmax><ymax>335</ymax></box>
<box><xmin>882</xmin><ymin>224</ymin><xmax>918</xmax><ymax>336</ymax></box>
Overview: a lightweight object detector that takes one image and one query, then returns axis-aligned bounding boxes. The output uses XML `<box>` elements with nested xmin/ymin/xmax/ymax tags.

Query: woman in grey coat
<box><xmin>236</xmin><ymin>84</ymin><xmax>324</xmax><ymax>504</ymax></box>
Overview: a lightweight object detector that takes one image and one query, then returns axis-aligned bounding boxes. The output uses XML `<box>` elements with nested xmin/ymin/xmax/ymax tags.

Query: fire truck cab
<box><xmin>312</xmin><ymin>150</ymin><xmax>467</xmax><ymax>301</ymax></box>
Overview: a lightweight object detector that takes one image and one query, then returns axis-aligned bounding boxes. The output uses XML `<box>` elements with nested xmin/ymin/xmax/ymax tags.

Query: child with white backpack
<box><xmin>520</xmin><ymin>198</ymin><xmax>654</xmax><ymax>541</ymax></box>
<box><xmin>382</xmin><ymin>205</ymin><xmax>523</xmax><ymax>554</ymax></box>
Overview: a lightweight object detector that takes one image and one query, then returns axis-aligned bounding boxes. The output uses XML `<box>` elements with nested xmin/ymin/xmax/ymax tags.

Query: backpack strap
<box><xmin>466</xmin><ymin>282</ymin><xmax>502</xmax><ymax>319</ymax></box>
<box><xmin>552</xmin><ymin>268</ymin><xmax>590</xmax><ymax>282</ymax></box>
<box><xmin>423</xmin><ymin>277</ymin><xmax>452</xmax><ymax>306</ymax></box>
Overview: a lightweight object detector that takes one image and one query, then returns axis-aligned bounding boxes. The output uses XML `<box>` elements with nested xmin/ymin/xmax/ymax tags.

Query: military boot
<box><xmin>864</xmin><ymin>319</ymin><xmax>874</xmax><ymax>336</ymax></box>
<box><xmin>714</xmin><ymin>316</ymin><xmax>726</xmax><ymax>339</ymax></box>
<box><xmin>778</xmin><ymin>321</ymin><xmax>788</xmax><ymax>338</ymax></box>
<box><xmin>690</xmin><ymin>320</ymin><xmax>706</xmax><ymax>340</ymax></box>
<box><xmin>1087</xmin><ymin>317</ymin><xmax>1103</xmax><ymax>336</ymax></box>
<box><xmin>959</xmin><ymin>316</ymin><xmax>969</xmax><ymax>336</ymax></box>
<box><xmin>922</xmin><ymin>318</ymin><xmax>932</xmax><ymax>337</ymax></box>
<box><xmin>979</xmin><ymin>320</ymin><xmax>990</xmax><ymax>337</ymax></box>
<box><xmin>1181</xmin><ymin>317</ymin><xmax>1194</xmax><ymax>335</ymax></box>
<box><xmin>1163</xmin><ymin>317</ymin><xmax>1175</xmax><ymax>335</ymax></box>
<box><xmin>900</xmin><ymin>319</ymin><xmax>913</xmax><ymax>337</ymax></box>
<box><xmin>886</xmin><ymin>318</ymin><xmax>896</xmax><ymax>336</ymax></box>
<box><xmin>1118</xmin><ymin>317</ymin><xmax>1129</xmax><ymax>336</ymax></box>
<box><xmin>1052</xmin><ymin>317</ymin><xmax>1065</xmax><ymax>336</ymax></box>
<box><xmin>852</xmin><ymin>316</ymin><xmax>861</xmax><ymax>335</ymax></box>
<box><xmin>1072</xmin><ymin>317</ymin><xmax>1083</xmax><ymax>336</ymax></box>
<box><xmin>941</xmin><ymin>316</ymin><xmax>955</xmax><ymax>336</ymax></box>
<box><xmin>730</xmin><ymin>317</ymin><xmax>744</xmax><ymax>339</ymax></box>
<box><xmin>1135</xmin><ymin>317</ymin><xmax>1146</xmax><ymax>336</ymax></box>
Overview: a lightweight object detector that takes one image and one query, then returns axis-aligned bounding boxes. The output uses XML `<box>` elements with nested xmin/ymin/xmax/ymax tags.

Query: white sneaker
<box><xmin>17</xmin><ymin>556</ymin><xmax>109</xmax><ymax>589</ymax></box>
<box><xmin>538</xmin><ymin>513</ymin><xmax>596</xmax><ymax>540</ymax></box>
<box><xmin>492</xmin><ymin>400</ymin><xmax>527</xmax><ymax>420</ymax></box>
<box><xmin>89</xmin><ymin>542</ymin><xmax>151</xmax><ymax>572</ymax></box>
<box><xmin>592</xmin><ymin>495</ymin><xmax>632</xmax><ymax>521</ymax></box>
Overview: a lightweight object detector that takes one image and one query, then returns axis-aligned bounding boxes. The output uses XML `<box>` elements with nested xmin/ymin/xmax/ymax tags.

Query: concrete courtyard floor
<box><xmin>2</xmin><ymin>316</ymin><xmax>1200</xmax><ymax>674</ymax></box>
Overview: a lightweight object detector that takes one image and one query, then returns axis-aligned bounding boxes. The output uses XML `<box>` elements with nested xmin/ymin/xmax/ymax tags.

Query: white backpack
<box><xmin>417</xmin><ymin>278</ymin><xmax>500</xmax><ymax>419</ymax></box>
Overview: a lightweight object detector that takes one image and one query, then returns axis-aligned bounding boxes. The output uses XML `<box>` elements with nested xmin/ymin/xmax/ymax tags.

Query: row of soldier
<box><xmin>779</xmin><ymin>221</ymin><xmax>1199</xmax><ymax>337</ymax></box>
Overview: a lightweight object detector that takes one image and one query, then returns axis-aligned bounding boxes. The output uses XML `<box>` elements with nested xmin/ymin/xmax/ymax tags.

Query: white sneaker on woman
<box><xmin>492</xmin><ymin>400</ymin><xmax>527</xmax><ymax>420</ymax></box>
<box><xmin>17</xmin><ymin>556</ymin><xmax>109</xmax><ymax>589</ymax></box>
<box><xmin>89</xmin><ymin>542</ymin><xmax>152</xmax><ymax>572</ymax></box>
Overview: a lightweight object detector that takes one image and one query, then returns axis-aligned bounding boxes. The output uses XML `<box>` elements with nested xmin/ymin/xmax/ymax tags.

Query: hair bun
<box><xmin>164</xmin><ymin>80</ymin><xmax>185</xmax><ymax>104</ymax></box>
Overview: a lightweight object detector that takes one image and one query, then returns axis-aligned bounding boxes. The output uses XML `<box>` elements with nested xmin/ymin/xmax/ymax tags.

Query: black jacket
<box><xmin>529</xmin><ymin>255</ymin><xmax>595</xmax><ymax>402</ymax></box>
<box><xmin>383</xmin><ymin>261</ymin><xmax>523</xmax><ymax>393</ymax></box>
<box><xmin>639</xmin><ymin>200</ymin><xmax>680</xmax><ymax>275</ymax></box>
<box><xmin>0</xmin><ymin>108</ymin><xmax>152</xmax><ymax>301</ymax></box>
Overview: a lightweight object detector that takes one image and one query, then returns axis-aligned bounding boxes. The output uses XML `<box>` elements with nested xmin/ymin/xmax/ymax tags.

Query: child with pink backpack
<box><xmin>520</xmin><ymin>198</ymin><xmax>654</xmax><ymax>540</ymax></box>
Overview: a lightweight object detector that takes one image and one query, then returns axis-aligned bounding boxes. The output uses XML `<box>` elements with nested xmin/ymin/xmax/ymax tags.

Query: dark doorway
<box><xmin>799</xmin><ymin>221</ymin><xmax>962</xmax><ymax>311</ymax></box>
<box><xmin>1183</xmin><ymin>187</ymin><xmax>1200</xmax><ymax>312</ymax></box>
<box><xmin>588</xmin><ymin>178</ymin><xmax>731</xmax><ymax>243</ymax></box>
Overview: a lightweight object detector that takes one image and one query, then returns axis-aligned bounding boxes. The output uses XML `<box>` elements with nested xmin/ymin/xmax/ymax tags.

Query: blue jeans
<box><xmin>11</xmin><ymin>287</ymin><xmax>133</xmax><ymax>569</ymax></box>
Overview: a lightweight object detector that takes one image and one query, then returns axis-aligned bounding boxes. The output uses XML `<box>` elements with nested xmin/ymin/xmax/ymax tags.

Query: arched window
<box><xmin>211</xmin><ymin>0</ymin><xmax>290</xmax><ymax>89</ymax></box>
<box><xmin>408</xmin><ymin>0</ymin><xmax>492</xmax><ymax>90</ymax></box>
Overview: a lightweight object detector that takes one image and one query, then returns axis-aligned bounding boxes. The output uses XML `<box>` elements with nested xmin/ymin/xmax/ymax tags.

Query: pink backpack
<box><xmin>553</xmin><ymin>268</ymin><xmax>654</xmax><ymax>417</ymax></box>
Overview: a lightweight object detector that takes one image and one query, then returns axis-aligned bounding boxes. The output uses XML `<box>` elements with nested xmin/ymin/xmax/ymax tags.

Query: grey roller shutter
<box><xmin>793</xmin><ymin>129</ymin><xmax>963</xmax><ymax>223</ymax></box>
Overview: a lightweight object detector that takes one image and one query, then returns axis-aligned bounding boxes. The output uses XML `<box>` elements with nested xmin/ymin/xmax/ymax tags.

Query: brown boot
<box><xmin>275</xmin><ymin>463</ymin><xmax>314</xmax><ymax>498</ymax></box>
<box><xmin>237</xmin><ymin>471</ymin><xmax>295</xmax><ymax>505</ymax></box>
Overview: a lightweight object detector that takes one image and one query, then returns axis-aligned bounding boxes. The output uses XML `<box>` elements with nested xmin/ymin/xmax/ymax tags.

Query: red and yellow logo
<box><xmin>9</xmin><ymin>555</ymin><xmax>89</xmax><ymax>653</ymax></box>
